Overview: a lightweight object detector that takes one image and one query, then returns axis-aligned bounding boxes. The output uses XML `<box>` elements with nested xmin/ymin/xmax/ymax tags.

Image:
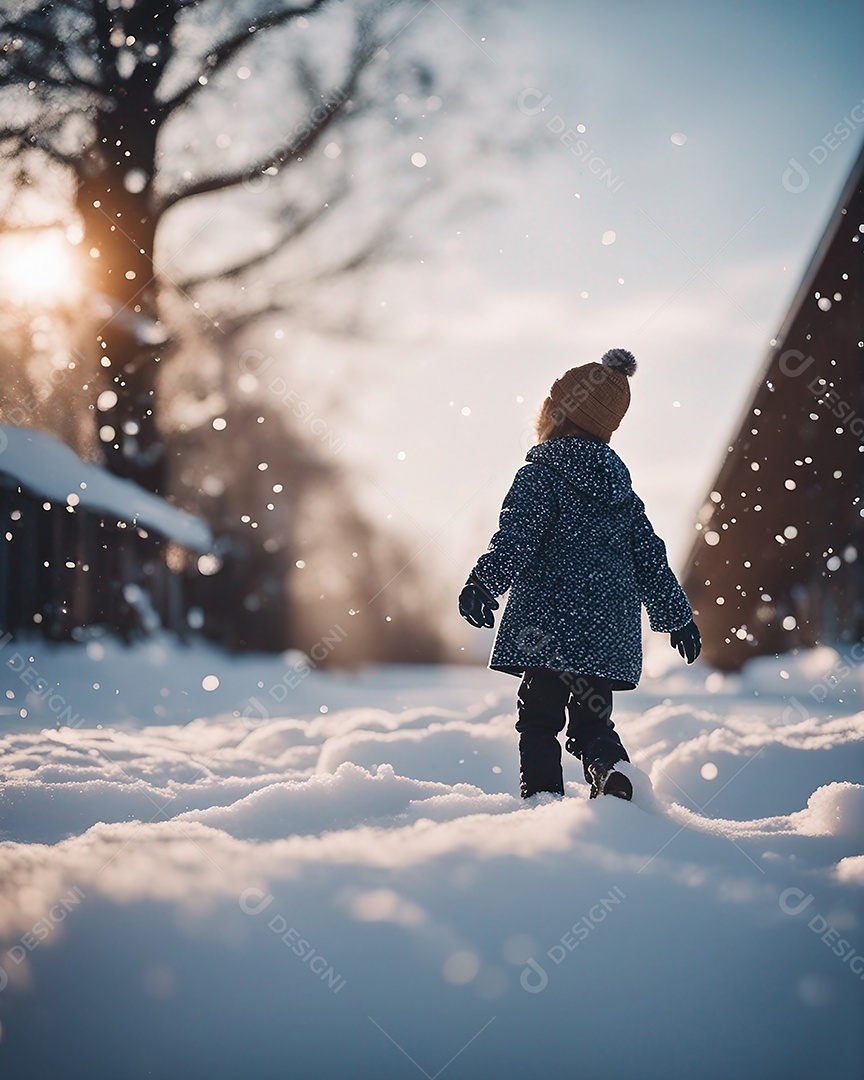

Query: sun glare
<box><xmin>0</xmin><ymin>229</ymin><xmax>83</xmax><ymax>307</ymax></box>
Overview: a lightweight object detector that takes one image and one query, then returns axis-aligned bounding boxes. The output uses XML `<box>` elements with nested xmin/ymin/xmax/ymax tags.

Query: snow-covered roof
<box><xmin>0</xmin><ymin>425</ymin><xmax>212</xmax><ymax>552</ymax></box>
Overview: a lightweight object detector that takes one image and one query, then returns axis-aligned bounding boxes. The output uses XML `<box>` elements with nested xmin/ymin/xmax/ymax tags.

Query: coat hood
<box><xmin>526</xmin><ymin>437</ymin><xmax>633</xmax><ymax>505</ymax></box>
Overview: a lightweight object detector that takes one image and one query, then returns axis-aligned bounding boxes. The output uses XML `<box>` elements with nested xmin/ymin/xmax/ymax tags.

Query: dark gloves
<box><xmin>458</xmin><ymin>573</ymin><xmax>499</xmax><ymax>629</ymax></box>
<box><xmin>670</xmin><ymin>619</ymin><xmax>702</xmax><ymax>664</ymax></box>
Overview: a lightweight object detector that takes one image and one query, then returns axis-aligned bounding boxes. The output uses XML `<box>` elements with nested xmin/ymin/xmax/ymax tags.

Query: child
<box><xmin>459</xmin><ymin>349</ymin><xmax>701</xmax><ymax>802</ymax></box>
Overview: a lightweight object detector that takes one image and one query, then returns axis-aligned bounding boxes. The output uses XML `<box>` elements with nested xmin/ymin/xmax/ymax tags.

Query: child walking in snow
<box><xmin>459</xmin><ymin>349</ymin><xmax>701</xmax><ymax>802</ymax></box>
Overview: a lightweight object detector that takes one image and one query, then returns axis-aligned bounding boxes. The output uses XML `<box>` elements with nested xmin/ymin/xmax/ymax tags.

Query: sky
<box><xmin>7</xmin><ymin>0</ymin><xmax>860</xmax><ymax>652</ymax></box>
<box><xmin>272</xmin><ymin>0</ymin><xmax>864</xmax><ymax>645</ymax></box>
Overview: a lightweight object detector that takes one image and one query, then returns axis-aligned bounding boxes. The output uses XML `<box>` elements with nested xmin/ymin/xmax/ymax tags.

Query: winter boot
<box><xmin>584</xmin><ymin>761</ymin><xmax>633</xmax><ymax>801</ymax></box>
<box><xmin>566</xmin><ymin>731</ymin><xmax>632</xmax><ymax>801</ymax></box>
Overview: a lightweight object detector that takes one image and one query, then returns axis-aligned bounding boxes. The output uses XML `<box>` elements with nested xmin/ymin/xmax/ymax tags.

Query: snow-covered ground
<box><xmin>0</xmin><ymin>635</ymin><xmax>862</xmax><ymax>1079</ymax></box>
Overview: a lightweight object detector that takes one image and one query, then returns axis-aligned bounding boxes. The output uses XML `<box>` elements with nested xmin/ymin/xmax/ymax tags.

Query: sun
<box><xmin>0</xmin><ymin>229</ymin><xmax>84</xmax><ymax>307</ymax></box>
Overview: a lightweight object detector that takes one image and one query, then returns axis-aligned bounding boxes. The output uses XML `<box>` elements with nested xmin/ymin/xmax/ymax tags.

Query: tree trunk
<box><xmin>78</xmin><ymin>175</ymin><xmax>164</xmax><ymax>492</ymax></box>
<box><xmin>74</xmin><ymin>0</ymin><xmax>180</xmax><ymax>495</ymax></box>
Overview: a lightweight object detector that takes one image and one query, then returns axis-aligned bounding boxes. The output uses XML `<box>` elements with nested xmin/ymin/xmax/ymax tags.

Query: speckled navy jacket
<box><xmin>471</xmin><ymin>436</ymin><xmax>692</xmax><ymax>689</ymax></box>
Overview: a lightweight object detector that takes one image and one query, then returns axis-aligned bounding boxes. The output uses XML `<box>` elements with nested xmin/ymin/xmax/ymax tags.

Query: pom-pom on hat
<box><xmin>548</xmin><ymin>348</ymin><xmax>637</xmax><ymax>443</ymax></box>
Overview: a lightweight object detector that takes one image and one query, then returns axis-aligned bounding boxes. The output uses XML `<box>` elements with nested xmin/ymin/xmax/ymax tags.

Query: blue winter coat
<box><xmin>471</xmin><ymin>436</ymin><xmax>692</xmax><ymax>689</ymax></box>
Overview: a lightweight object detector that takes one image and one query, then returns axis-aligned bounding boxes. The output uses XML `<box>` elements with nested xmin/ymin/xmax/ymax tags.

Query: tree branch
<box><xmin>173</xmin><ymin>173</ymin><xmax>350</xmax><ymax>290</ymax></box>
<box><xmin>2</xmin><ymin>18</ymin><xmax>57</xmax><ymax>52</ymax></box>
<box><xmin>158</xmin><ymin>31</ymin><xmax>373</xmax><ymax>213</ymax></box>
<box><xmin>299</xmin><ymin>173</ymin><xmax>437</xmax><ymax>286</ymax></box>
<box><xmin>0</xmin><ymin>219</ymin><xmax>69</xmax><ymax>236</ymax></box>
<box><xmin>207</xmin><ymin>301</ymin><xmax>289</xmax><ymax>341</ymax></box>
<box><xmin>0</xmin><ymin>14</ymin><xmax>103</xmax><ymax>94</ymax></box>
<box><xmin>159</xmin><ymin>0</ymin><xmax>332</xmax><ymax>115</ymax></box>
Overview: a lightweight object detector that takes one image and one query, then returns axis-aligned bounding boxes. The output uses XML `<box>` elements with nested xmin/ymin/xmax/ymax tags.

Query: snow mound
<box><xmin>0</xmin><ymin>646</ymin><xmax>862</xmax><ymax>1078</ymax></box>
<box><xmin>835</xmin><ymin>855</ymin><xmax>864</xmax><ymax>884</ymax></box>
<box><xmin>177</xmin><ymin>761</ymin><xmax>514</xmax><ymax>839</ymax></box>
<box><xmin>614</xmin><ymin>759</ymin><xmax>663</xmax><ymax>813</ymax></box>
<box><xmin>795</xmin><ymin>782</ymin><xmax>864</xmax><ymax>843</ymax></box>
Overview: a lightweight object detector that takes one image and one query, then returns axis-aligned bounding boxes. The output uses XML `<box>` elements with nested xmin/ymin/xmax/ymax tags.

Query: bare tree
<box><xmin>0</xmin><ymin>0</ymin><xmax>495</xmax><ymax>493</ymax></box>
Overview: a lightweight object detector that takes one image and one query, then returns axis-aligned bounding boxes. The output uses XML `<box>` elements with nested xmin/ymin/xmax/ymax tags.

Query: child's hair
<box><xmin>535</xmin><ymin>395</ymin><xmax>602</xmax><ymax>443</ymax></box>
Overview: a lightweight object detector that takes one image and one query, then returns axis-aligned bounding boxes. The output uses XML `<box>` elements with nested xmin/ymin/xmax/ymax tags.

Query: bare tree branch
<box><xmin>1</xmin><ymin>13</ymin><xmax>104</xmax><ymax>94</ymax></box>
<box><xmin>3</xmin><ymin>18</ymin><xmax>59</xmax><ymax>52</ymax></box>
<box><xmin>0</xmin><ymin>130</ymin><xmax>46</xmax><ymax>166</ymax></box>
<box><xmin>298</xmin><ymin>171</ymin><xmax>439</xmax><ymax>286</ymax></box>
<box><xmin>159</xmin><ymin>0</ymin><xmax>332</xmax><ymax>115</ymax></box>
<box><xmin>173</xmin><ymin>173</ymin><xmax>350</xmax><ymax>290</ymax></box>
<box><xmin>158</xmin><ymin>30</ymin><xmax>373</xmax><ymax>213</ymax></box>
<box><xmin>205</xmin><ymin>301</ymin><xmax>289</xmax><ymax>341</ymax></box>
<box><xmin>197</xmin><ymin>169</ymin><xmax>437</xmax><ymax>347</ymax></box>
<box><xmin>0</xmin><ymin>219</ymin><xmax>68</xmax><ymax>235</ymax></box>
<box><xmin>0</xmin><ymin>0</ymin><xmax>502</xmax><ymax>498</ymax></box>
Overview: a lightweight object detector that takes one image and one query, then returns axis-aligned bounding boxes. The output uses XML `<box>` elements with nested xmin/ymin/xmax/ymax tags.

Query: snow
<box><xmin>0</xmin><ymin>638</ymin><xmax>862</xmax><ymax>1078</ymax></box>
<box><xmin>0</xmin><ymin>425</ymin><xmax>212</xmax><ymax>551</ymax></box>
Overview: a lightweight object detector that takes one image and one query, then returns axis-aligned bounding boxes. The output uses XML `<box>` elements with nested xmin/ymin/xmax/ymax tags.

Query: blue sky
<box><xmin>284</xmin><ymin>0</ymin><xmax>863</xmax><ymax>638</ymax></box>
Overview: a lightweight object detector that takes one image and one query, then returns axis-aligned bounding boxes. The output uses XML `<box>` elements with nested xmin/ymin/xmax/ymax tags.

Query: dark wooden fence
<box><xmin>0</xmin><ymin>477</ymin><xmax>292</xmax><ymax>649</ymax></box>
<box><xmin>0</xmin><ymin>478</ymin><xmax>192</xmax><ymax>642</ymax></box>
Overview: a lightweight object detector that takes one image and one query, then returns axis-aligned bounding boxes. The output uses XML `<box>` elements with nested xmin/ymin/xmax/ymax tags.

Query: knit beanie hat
<box><xmin>549</xmin><ymin>348</ymin><xmax>637</xmax><ymax>443</ymax></box>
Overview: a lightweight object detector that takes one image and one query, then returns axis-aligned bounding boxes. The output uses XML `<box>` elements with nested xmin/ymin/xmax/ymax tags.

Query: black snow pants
<box><xmin>515</xmin><ymin>668</ymin><xmax>630</xmax><ymax>798</ymax></box>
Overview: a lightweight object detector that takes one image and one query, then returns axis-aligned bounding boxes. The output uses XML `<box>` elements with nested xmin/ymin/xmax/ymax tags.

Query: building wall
<box><xmin>683</xmin><ymin>144</ymin><xmax>864</xmax><ymax>670</ymax></box>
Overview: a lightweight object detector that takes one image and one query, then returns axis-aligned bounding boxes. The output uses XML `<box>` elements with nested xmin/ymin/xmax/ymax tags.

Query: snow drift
<box><xmin>0</xmin><ymin>638</ymin><xmax>862</xmax><ymax>1079</ymax></box>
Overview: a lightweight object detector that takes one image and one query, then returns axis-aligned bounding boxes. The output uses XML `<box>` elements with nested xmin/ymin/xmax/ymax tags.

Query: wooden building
<box><xmin>682</xmin><ymin>142</ymin><xmax>864</xmax><ymax>670</ymax></box>
<box><xmin>0</xmin><ymin>424</ymin><xmax>212</xmax><ymax>643</ymax></box>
